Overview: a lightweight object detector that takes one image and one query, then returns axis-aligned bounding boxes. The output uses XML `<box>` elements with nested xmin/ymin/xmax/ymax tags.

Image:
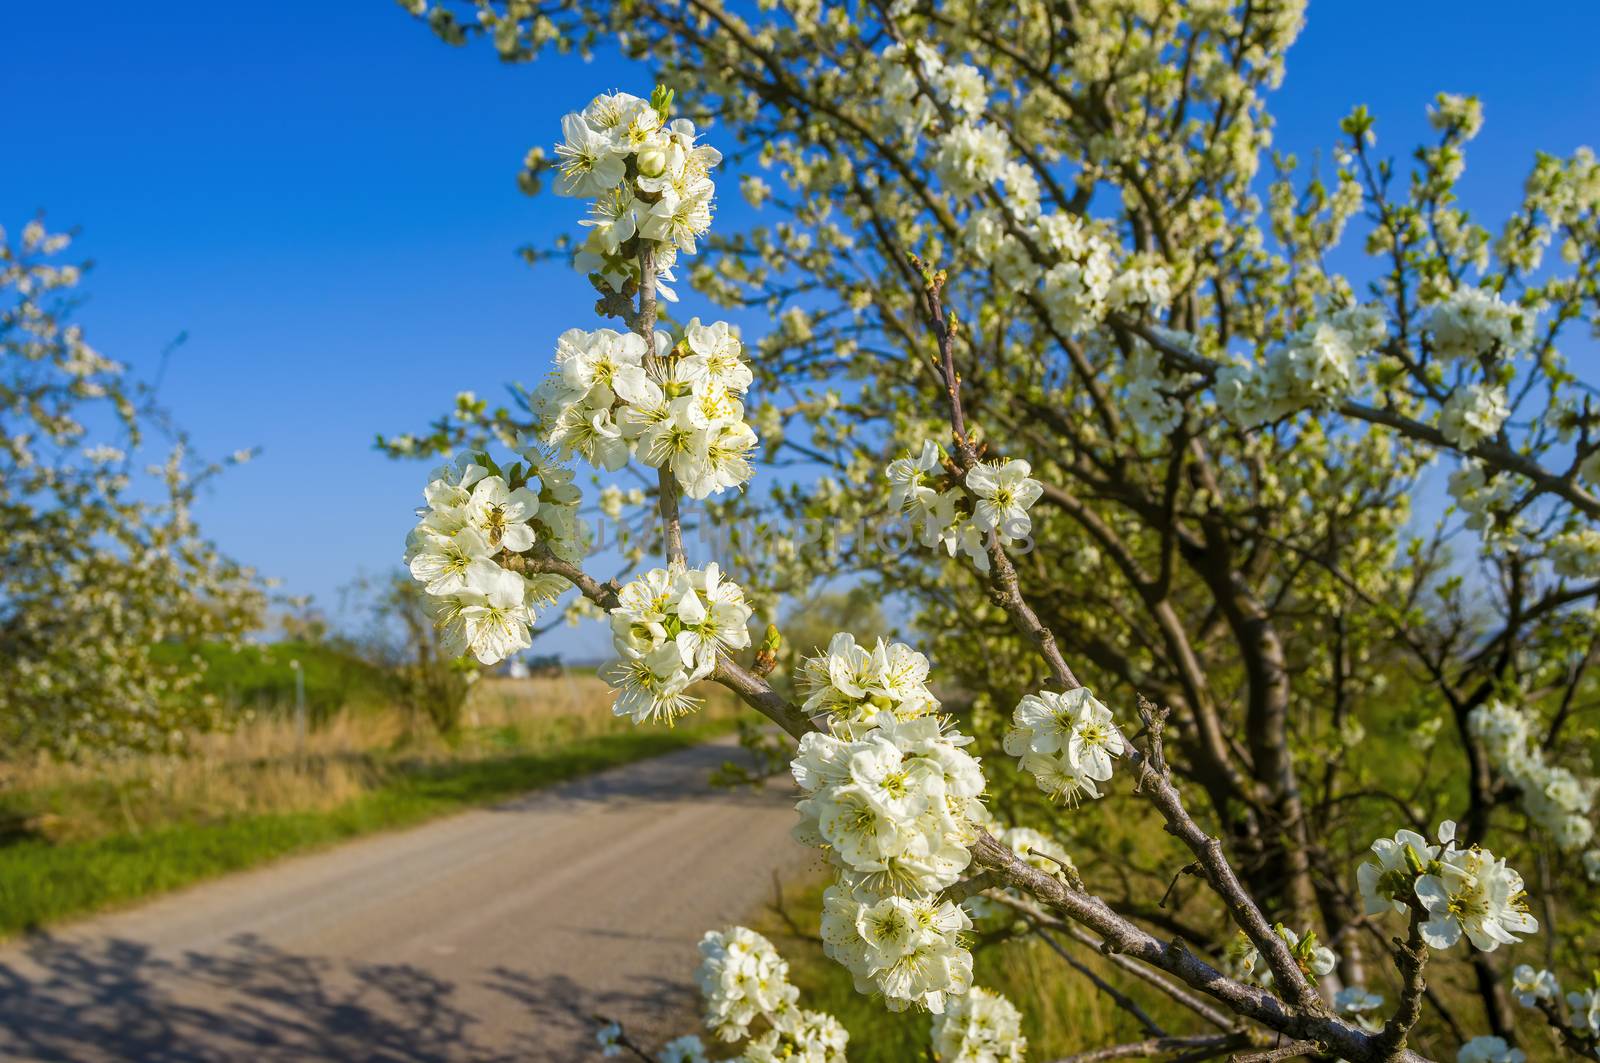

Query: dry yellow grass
<box><xmin>465</xmin><ymin>673</ymin><xmax>623</xmax><ymax>727</ymax></box>
<box><xmin>1</xmin><ymin>675</ymin><xmax>737</xmax><ymax>846</ymax></box>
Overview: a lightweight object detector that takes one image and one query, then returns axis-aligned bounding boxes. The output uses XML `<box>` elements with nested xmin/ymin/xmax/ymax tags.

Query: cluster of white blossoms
<box><xmin>1467</xmin><ymin>700</ymin><xmax>1597</xmax><ymax>853</ymax></box>
<box><xmin>1003</xmin><ymin>688</ymin><xmax>1126</xmax><ymax>806</ymax></box>
<box><xmin>1437</xmin><ymin>382</ymin><xmax>1510</xmax><ymax>449</ymax></box>
<box><xmin>885</xmin><ymin>441</ymin><xmax>1043</xmax><ymax>573</ymax></box>
<box><xmin>791</xmin><ymin>639</ymin><xmax>990</xmax><ymax>1011</ymax></box>
<box><xmin>877</xmin><ymin>40</ymin><xmax>955</xmax><ymax>143</ymax></box>
<box><xmin>1223</xmin><ymin>925</ymin><xmax>1336</xmax><ymax>990</ymax></box>
<box><xmin>1123</xmin><ymin>343</ymin><xmax>1202</xmax><ymax>438</ymax></box>
<box><xmin>1456</xmin><ymin>1036</ymin><xmax>1525</xmax><ymax>1063</ymax></box>
<box><xmin>959</xmin><ymin>207</ymin><xmax>1170</xmax><ymax>334</ymax></box>
<box><xmin>818</xmin><ymin>879</ymin><xmax>976</xmax><ymax>1013</ymax></box>
<box><xmin>1423</xmin><ymin>285</ymin><xmax>1535</xmax><ymax>363</ymax></box>
<box><xmin>1549</xmin><ymin>527</ymin><xmax>1600</xmax><ymax>579</ymax></box>
<box><xmin>1511</xmin><ymin>963</ymin><xmax>1561</xmax><ymax>1009</ymax></box>
<box><xmin>1446</xmin><ymin>460</ymin><xmax>1520</xmax><ymax>535</ymax></box>
<box><xmin>1214</xmin><ymin>304</ymin><xmax>1389</xmax><ymax>427</ymax></box>
<box><xmin>929</xmin><ymin>985</ymin><xmax>1028</xmax><ymax>1062</ymax></box>
<box><xmin>696</xmin><ymin>927</ymin><xmax>800</xmax><ymax>1042</ymax></box>
<box><xmin>736</xmin><ymin>1007</ymin><xmax>849</xmax><ymax>1063</ymax></box>
<box><xmin>598</xmin><ymin>927</ymin><xmax>845</xmax><ymax>1062</ymax></box>
<box><xmin>932</xmin><ymin>120</ymin><xmax>1011</xmax><ymax>199</ymax></box>
<box><xmin>1357</xmin><ymin>821</ymin><xmax>1538</xmax><ymax>952</ymax></box>
<box><xmin>1569</xmin><ymin>984</ymin><xmax>1600</xmax><ymax>1042</ymax></box>
<box><xmin>1036</xmin><ymin>215</ymin><xmax>1118</xmax><ymax>336</ymax></box>
<box><xmin>403</xmin><ymin>448</ymin><xmax>583</xmax><ymax>665</ymax></box>
<box><xmin>792</xmin><ymin>706</ymin><xmax>988</xmax><ymax>901</ymax></box>
<box><xmin>603</xmin><ymin>562</ymin><xmax>753</xmax><ymax>724</ymax></box>
<box><xmin>554</xmin><ymin>89</ymin><xmax>721</xmax><ymax>300</ymax></box>
<box><xmin>874</xmin><ymin>41</ymin><xmax>1168</xmax><ymax>335</ymax></box>
<box><xmin>534</xmin><ymin>318</ymin><xmax>759</xmax><ymax>498</ymax></box>
<box><xmin>795</xmin><ymin>632</ymin><xmax>942</xmax><ymax>731</ymax></box>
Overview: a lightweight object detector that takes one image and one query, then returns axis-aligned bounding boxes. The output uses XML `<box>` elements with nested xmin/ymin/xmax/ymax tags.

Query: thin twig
<box><xmin>1035</xmin><ymin>928</ymin><xmax>1168</xmax><ymax>1037</ymax></box>
<box><xmin>984</xmin><ymin>890</ymin><xmax>1237</xmax><ymax>1033</ymax></box>
<box><xmin>1229</xmin><ymin>1039</ymin><xmax>1324</xmax><ymax>1063</ymax></box>
<box><xmin>1050</xmin><ymin>1034</ymin><xmax>1247</xmax><ymax>1063</ymax></box>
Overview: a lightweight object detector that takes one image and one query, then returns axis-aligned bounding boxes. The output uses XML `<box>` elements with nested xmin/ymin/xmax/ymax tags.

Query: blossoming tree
<box><xmin>391</xmin><ymin>3</ymin><xmax>1600</xmax><ymax>1060</ymax></box>
<box><xmin>1</xmin><ymin>221</ymin><xmax>264</xmax><ymax>757</ymax></box>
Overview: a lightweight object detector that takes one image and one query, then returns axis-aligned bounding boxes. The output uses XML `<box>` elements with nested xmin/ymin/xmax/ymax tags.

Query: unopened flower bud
<box><xmin>636</xmin><ymin>146</ymin><xmax>668</xmax><ymax>179</ymax></box>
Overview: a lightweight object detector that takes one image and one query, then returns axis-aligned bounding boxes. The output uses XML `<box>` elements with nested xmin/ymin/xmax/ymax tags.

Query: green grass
<box><xmin>0</xmin><ymin>718</ymin><xmax>733</xmax><ymax>939</ymax></box>
<box><xmin>153</xmin><ymin>639</ymin><xmax>398</xmax><ymax>722</ymax></box>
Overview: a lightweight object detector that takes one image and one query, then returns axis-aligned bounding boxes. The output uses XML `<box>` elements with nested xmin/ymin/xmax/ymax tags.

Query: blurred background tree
<box><xmin>0</xmin><ymin>220</ymin><xmax>264</xmax><ymax>759</ymax></box>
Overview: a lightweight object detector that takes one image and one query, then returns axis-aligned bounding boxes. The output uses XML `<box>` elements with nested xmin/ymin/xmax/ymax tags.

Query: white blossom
<box><xmin>553</xmin><ymin>90</ymin><xmax>721</xmax><ymax>289</ymax></box>
<box><xmin>966</xmin><ymin>459</ymin><xmax>1043</xmax><ymax>538</ymax></box>
<box><xmin>596</xmin><ymin>1020</ymin><xmax>623</xmax><ymax>1057</ymax></box>
<box><xmin>1467</xmin><ymin>700</ymin><xmax>1596</xmax><ymax>852</ymax></box>
<box><xmin>929</xmin><ymin>985</ymin><xmax>1027</xmax><ymax>1062</ymax></box>
<box><xmin>1215</xmin><ymin>306</ymin><xmax>1386</xmax><ymax>426</ymax></box>
<box><xmin>403</xmin><ymin>449</ymin><xmax>584</xmax><ymax>665</ymax></box>
<box><xmin>604</xmin><ymin>562</ymin><xmax>753</xmax><ymax>723</ymax></box>
<box><xmin>1415</xmin><ymin>846</ymin><xmax>1539</xmax><ymax>952</ymax></box>
<box><xmin>1357</xmin><ymin>825</ymin><xmax>1440</xmax><ymax>916</ymax></box>
<box><xmin>697</xmin><ymin>926</ymin><xmax>800</xmax><ymax>1042</ymax></box>
<box><xmin>1107</xmin><ymin>259</ymin><xmax>1173</xmax><ymax>315</ymax></box>
<box><xmin>553</xmin><ymin>111</ymin><xmax>626</xmax><ymax>197</ymax></box>
<box><xmin>932</xmin><ymin>121</ymin><xmax>1008</xmax><ymax>198</ymax></box>
<box><xmin>432</xmin><ymin>565</ymin><xmax>533</xmax><ymax>665</ymax></box>
<box><xmin>1425</xmin><ymin>286</ymin><xmax>1534</xmax><ymax>362</ymax></box>
<box><xmin>796</xmin><ymin>632</ymin><xmax>942</xmax><ymax>729</ymax></box>
<box><xmin>1456</xmin><ymin>1036</ymin><xmax>1524</xmax><ymax>1063</ymax></box>
<box><xmin>1438</xmin><ymin>383</ymin><xmax>1509</xmax><ymax>449</ymax></box>
<box><xmin>1568</xmin><ymin>986</ymin><xmax>1600</xmax><ymax>1038</ymax></box>
<box><xmin>1549</xmin><ymin>528</ymin><xmax>1600</xmax><ymax>579</ymax></box>
<box><xmin>1004</xmin><ymin>688</ymin><xmax>1124</xmax><ymax>805</ymax></box>
<box><xmin>1334</xmin><ymin>986</ymin><xmax>1385</xmax><ymax>1034</ymax></box>
<box><xmin>1037</xmin><ymin>215</ymin><xmax>1115</xmax><ymax>336</ymax></box>
<box><xmin>463</xmin><ymin>475</ymin><xmax>540</xmax><ymax>552</ymax></box>
<box><xmin>818</xmin><ymin>880</ymin><xmax>975</xmax><ymax>1013</ymax></box>
<box><xmin>1510</xmin><ymin>964</ymin><xmax>1560</xmax><ymax>1008</ymax></box>
<box><xmin>793</xmin><ymin>713</ymin><xmax>985</xmax><ymax>898</ymax></box>
<box><xmin>658</xmin><ymin>1034</ymin><xmax>708</xmax><ymax>1063</ymax></box>
<box><xmin>884</xmin><ymin>443</ymin><xmax>1041</xmax><ymax>573</ymax></box>
<box><xmin>736</xmin><ymin>1007</ymin><xmax>848</xmax><ymax>1062</ymax></box>
<box><xmin>1447</xmin><ymin>461</ymin><xmax>1519</xmax><ymax>534</ymax></box>
<box><xmin>534</xmin><ymin>321</ymin><xmax>758</xmax><ymax>497</ymax></box>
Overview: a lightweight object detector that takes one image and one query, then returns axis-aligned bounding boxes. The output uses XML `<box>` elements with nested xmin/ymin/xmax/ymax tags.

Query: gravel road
<box><xmin>0</xmin><ymin>739</ymin><xmax>820</xmax><ymax>1062</ymax></box>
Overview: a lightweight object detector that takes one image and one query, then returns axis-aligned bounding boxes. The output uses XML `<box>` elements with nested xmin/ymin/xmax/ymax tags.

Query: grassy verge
<box><xmin>0</xmin><ymin>694</ymin><xmax>735</xmax><ymax>939</ymax></box>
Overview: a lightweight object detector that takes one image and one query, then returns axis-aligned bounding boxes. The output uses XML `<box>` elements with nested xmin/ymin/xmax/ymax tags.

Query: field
<box><xmin>0</xmin><ymin>670</ymin><xmax>739</xmax><ymax>939</ymax></box>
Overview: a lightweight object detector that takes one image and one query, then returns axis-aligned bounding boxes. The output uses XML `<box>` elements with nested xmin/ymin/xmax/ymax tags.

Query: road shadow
<box><xmin>0</xmin><ymin>932</ymin><xmax>552</xmax><ymax>1062</ymax></box>
<box><xmin>484</xmin><ymin>966</ymin><xmax>697</xmax><ymax>1048</ymax></box>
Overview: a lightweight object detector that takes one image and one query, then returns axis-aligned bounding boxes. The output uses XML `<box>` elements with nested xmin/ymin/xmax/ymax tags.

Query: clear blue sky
<box><xmin>5</xmin><ymin>2</ymin><xmax>1597</xmax><ymax>657</ymax></box>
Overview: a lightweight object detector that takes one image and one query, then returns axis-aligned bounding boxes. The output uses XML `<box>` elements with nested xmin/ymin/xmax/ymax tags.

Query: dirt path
<box><xmin>0</xmin><ymin>739</ymin><xmax>820</xmax><ymax>1061</ymax></box>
